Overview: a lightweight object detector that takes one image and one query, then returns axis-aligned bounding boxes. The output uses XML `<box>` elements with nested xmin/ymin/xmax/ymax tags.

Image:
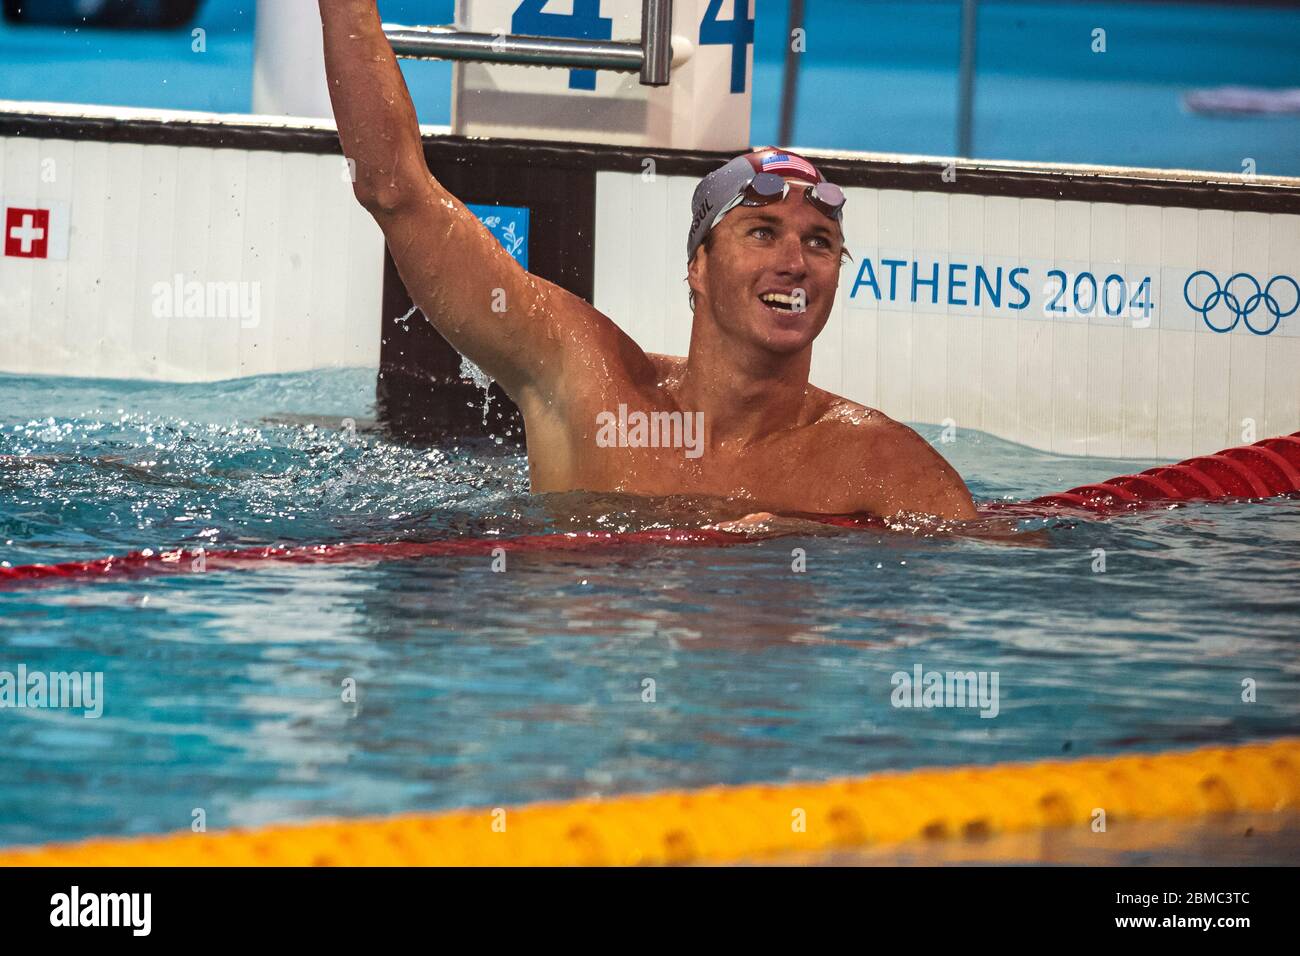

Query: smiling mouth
<box><xmin>758</xmin><ymin>292</ymin><xmax>805</xmax><ymax>313</ymax></box>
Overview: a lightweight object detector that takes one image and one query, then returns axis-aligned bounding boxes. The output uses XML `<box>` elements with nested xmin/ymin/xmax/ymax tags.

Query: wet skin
<box><xmin>319</xmin><ymin>0</ymin><xmax>977</xmax><ymax>523</ymax></box>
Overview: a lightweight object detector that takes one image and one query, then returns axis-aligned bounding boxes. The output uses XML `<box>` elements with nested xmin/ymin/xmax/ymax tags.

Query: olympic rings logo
<box><xmin>1183</xmin><ymin>271</ymin><xmax>1298</xmax><ymax>336</ymax></box>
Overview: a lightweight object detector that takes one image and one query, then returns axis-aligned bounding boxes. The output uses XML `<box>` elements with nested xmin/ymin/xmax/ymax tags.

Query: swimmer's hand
<box><xmin>708</xmin><ymin>510</ymin><xmax>1051</xmax><ymax>546</ymax></box>
<box><xmin>706</xmin><ymin>512</ymin><xmax>838</xmax><ymax>536</ymax></box>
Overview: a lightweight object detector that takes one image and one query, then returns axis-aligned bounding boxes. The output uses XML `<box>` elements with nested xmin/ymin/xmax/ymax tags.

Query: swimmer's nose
<box><xmin>774</xmin><ymin>234</ymin><xmax>810</xmax><ymax>277</ymax></box>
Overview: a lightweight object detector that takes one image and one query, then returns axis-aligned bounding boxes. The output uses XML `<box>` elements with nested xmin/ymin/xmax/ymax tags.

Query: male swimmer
<box><xmin>318</xmin><ymin>1</ymin><xmax>977</xmax><ymax>524</ymax></box>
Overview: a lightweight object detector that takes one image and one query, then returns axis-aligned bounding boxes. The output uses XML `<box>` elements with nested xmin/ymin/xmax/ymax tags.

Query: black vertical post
<box><xmin>778</xmin><ymin>0</ymin><xmax>805</xmax><ymax>146</ymax></box>
<box><xmin>957</xmin><ymin>0</ymin><xmax>979</xmax><ymax>157</ymax></box>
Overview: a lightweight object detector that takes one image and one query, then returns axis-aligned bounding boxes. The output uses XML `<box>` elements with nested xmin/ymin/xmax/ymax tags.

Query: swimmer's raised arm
<box><xmin>317</xmin><ymin>0</ymin><xmax>584</xmax><ymax>403</ymax></box>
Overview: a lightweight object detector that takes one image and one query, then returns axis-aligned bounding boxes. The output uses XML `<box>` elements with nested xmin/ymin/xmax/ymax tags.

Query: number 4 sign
<box><xmin>455</xmin><ymin>0</ymin><xmax>754</xmax><ymax>150</ymax></box>
<box><xmin>512</xmin><ymin>0</ymin><xmax>613</xmax><ymax>91</ymax></box>
<box><xmin>699</xmin><ymin>0</ymin><xmax>754</xmax><ymax>94</ymax></box>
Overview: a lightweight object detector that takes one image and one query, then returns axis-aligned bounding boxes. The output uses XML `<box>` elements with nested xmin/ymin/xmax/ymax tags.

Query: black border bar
<box><xmin>0</xmin><ymin>865</ymin><xmax>1291</xmax><ymax>943</ymax></box>
<box><xmin>2</xmin><ymin>108</ymin><xmax>1298</xmax><ymax>214</ymax></box>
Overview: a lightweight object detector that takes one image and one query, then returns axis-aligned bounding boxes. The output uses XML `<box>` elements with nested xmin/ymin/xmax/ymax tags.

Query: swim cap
<box><xmin>687</xmin><ymin>146</ymin><xmax>841</xmax><ymax>262</ymax></box>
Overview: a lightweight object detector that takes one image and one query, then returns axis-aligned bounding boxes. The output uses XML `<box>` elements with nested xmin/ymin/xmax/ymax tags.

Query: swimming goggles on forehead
<box><xmin>711</xmin><ymin>172</ymin><xmax>846</xmax><ymax>231</ymax></box>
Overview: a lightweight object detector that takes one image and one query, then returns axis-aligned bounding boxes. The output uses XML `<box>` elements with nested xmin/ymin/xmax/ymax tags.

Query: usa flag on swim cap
<box><xmin>756</xmin><ymin>150</ymin><xmax>821</xmax><ymax>183</ymax></box>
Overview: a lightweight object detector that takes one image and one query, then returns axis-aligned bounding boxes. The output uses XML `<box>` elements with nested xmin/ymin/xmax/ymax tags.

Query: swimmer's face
<box><xmin>688</xmin><ymin>183</ymin><xmax>845</xmax><ymax>354</ymax></box>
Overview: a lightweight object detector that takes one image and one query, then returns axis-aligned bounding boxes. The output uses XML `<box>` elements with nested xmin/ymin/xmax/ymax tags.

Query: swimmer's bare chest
<box><xmin>518</xmin><ymin>353</ymin><xmax>882</xmax><ymax>514</ymax></box>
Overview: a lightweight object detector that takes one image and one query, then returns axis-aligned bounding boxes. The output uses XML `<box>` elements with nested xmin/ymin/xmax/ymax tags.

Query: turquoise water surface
<box><xmin>1</xmin><ymin>369</ymin><xmax>1297</xmax><ymax>848</ymax></box>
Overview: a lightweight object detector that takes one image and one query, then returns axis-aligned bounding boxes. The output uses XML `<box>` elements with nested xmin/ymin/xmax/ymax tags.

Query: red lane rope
<box><xmin>2</xmin><ymin>432</ymin><xmax>1297</xmax><ymax>588</ymax></box>
<box><xmin>1026</xmin><ymin>431</ymin><xmax>1300</xmax><ymax>514</ymax></box>
<box><xmin>0</xmin><ymin>529</ymin><xmax>741</xmax><ymax>586</ymax></box>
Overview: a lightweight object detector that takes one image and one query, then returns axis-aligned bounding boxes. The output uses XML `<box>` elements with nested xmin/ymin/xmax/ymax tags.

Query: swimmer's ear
<box><xmin>687</xmin><ymin>245</ymin><xmax>708</xmax><ymax>301</ymax></box>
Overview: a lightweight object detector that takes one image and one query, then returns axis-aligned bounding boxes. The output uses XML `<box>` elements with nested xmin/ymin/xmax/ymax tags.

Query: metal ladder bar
<box><xmin>383</xmin><ymin>0</ymin><xmax>674</xmax><ymax>87</ymax></box>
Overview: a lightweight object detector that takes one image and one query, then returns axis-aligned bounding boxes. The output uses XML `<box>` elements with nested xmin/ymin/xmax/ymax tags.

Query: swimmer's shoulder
<box><xmin>808</xmin><ymin>390</ymin><xmax>978</xmax><ymax>519</ymax></box>
<box><xmin>806</xmin><ymin>389</ymin><xmax>906</xmax><ymax>439</ymax></box>
<box><xmin>809</xmin><ymin>392</ymin><xmax>935</xmax><ymax>461</ymax></box>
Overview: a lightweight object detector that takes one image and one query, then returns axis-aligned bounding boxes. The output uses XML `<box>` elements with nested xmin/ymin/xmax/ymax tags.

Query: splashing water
<box><xmin>459</xmin><ymin>355</ymin><xmax>495</xmax><ymax>426</ymax></box>
<box><xmin>391</xmin><ymin>304</ymin><xmax>495</xmax><ymax>428</ymax></box>
<box><xmin>394</xmin><ymin>304</ymin><xmax>421</xmax><ymax>331</ymax></box>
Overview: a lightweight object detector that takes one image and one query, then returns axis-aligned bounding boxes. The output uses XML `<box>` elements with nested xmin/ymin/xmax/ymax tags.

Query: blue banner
<box><xmin>467</xmin><ymin>204</ymin><xmax>530</xmax><ymax>270</ymax></box>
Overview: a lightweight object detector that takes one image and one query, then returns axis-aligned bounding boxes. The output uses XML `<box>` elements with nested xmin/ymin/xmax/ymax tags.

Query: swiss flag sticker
<box><xmin>5</xmin><ymin>207</ymin><xmax>50</xmax><ymax>258</ymax></box>
<box><xmin>2</xmin><ymin>201</ymin><xmax>70</xmax><ymax>260</ymax></box>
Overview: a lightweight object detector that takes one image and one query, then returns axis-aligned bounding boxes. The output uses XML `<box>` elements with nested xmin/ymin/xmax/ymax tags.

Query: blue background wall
<box><xmin>1</xmin><ymin>0</ymin><xmax>1297</xmax><ymax>174</ymax></box>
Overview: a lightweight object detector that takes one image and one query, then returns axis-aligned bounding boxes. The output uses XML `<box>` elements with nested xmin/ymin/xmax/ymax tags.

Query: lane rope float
<box><xmin>0</xmin><ymin>738</ymin><xmax>1294</xmax><ymax>866</ymax></box>
<box><xmin>2</xmin><ymin>431</ymin><xmax>1297</xmax><ymax>587</ymax></box>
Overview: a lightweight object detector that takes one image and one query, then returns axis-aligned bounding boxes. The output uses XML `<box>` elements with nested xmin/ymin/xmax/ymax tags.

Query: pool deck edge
<box><xmin>1</xmin><ymin>738</ymin><xmax>1296</xmax><ymax>866</ymax></box>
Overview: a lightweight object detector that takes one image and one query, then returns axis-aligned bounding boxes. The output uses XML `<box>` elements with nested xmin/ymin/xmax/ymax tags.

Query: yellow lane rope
<box><xmin>2</xmin><ymin>738</ymin><xmax>1295</xmax><ymax>866</ymax></box>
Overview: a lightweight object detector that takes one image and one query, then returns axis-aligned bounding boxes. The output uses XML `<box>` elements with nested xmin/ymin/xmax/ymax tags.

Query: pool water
<box><xmin>1</xmin><ymin>368</ymin><xmax>1297</xmax><ymax>849</ymax></box>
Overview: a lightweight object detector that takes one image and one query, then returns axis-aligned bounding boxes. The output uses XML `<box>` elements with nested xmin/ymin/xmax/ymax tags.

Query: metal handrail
<box><xmin>383</xmin><ymin>0</ymin><xmax>674</xmax><ymax>87</ymax></box>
